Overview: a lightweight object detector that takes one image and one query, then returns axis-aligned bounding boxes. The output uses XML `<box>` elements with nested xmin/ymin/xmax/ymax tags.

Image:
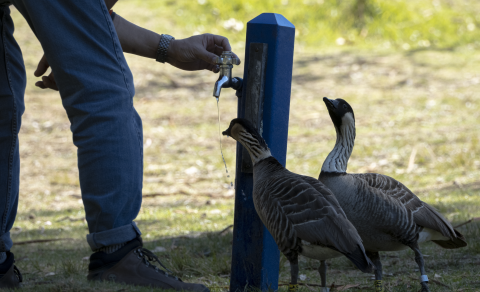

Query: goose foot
<box><xmin>366</xmin><ymin>251</ymin><xmax>384</xmax><ymax>292</ymax></box>
<box><xmin>420</xmin><ymin>281</ymin><xmax>430</xmax><ymax>292</ymax></box>
<box><xmin>419</xmin><ymin>275</ymin><xmax>430</xmax><ymax>292</ymax></box>
<box><xmin>288</xmin><ymin>284</ymin><xmax>299</xmax><ymax>291</ymax></box>
<box><xmin>374</xmin><ymin>280</ymin><xmax>384</xmax><ymax>292</ymax></box>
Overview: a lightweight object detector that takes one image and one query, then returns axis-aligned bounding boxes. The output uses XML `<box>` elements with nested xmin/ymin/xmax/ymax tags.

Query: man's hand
<box><xmin>34</xmin><ymin>54</ymin><xmax>58</xmax><ymax>91</ymax></box>
<box><xmin>166</xmin><ymin>34</ymin><xmax>240</xmax><ymax>73</ymax></box>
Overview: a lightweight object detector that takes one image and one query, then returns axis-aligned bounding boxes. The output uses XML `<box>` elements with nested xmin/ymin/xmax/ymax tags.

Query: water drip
<box><xmin>216</xmin><ymin>98</ymin><xmax>233</xmax><ymax>189</ymax></box>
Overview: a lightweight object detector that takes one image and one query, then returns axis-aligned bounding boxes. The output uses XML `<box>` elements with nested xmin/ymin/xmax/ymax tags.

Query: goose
<box><xmin>319</xmin><ymin>97</ymin><xmax>467</xmax><ymax>292</ymax></box>
<box><xmin>223</xmin><ymin>118</ymin><xmax>374</xmax><ymax>292</ymax></box>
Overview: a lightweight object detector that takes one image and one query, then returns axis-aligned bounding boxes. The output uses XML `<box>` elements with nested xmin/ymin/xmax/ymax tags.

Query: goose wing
<box><xmin>255</xmin><ymin>173</ymin><xmax>362</xmax><ymax>254</ymax></box>
<box><xmin>298</xmin><ymin>174</ymin><xmax>351</xmax><ymax>216</ymax></box>
<box><xmin>353</xmin><ymin>173</ymin><xmax>459</xmax><ymax>241</ymax></box>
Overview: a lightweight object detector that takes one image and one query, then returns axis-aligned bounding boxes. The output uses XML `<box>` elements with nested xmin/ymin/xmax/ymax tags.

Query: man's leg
<box><xmin>0</xmin><ymin>4</ymin><xmax>26</xmax><ymax>288</ymax></box>
<box><xmin>8</xmin><ymin>1</ymin><xmax>208</xmax><ymax>290</ymax></box>
<box><xmin>11</xmin><ymin>0</ymin><xmax>142</xmax><ymax>250</ymax></box>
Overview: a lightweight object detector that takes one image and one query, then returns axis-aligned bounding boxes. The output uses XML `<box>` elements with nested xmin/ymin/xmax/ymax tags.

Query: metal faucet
<box><xmin>213</xmin><ymin>51</ymin><xmax>243</xmax><ymax>98</ymax></box>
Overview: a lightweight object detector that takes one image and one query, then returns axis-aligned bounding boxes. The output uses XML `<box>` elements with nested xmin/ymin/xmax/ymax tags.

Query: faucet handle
<box><xmin>215</xmin><ymin>51</ymin><xmax>240</xmax><ymax>66</ymax></box>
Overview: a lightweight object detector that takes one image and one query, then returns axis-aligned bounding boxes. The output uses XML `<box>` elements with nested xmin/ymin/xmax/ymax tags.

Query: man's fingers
<box><xmin>40</xmin><ymin>73</ymin><xmax>59</xmax><ymax>91</ymax></box>
<box><xmin>213</xmin><ymin>45</ymin><xmax>224</xmax><ymax>56</ymax></box>
<box><xmin>231</xmin><ymin>52</ymin><xmax>240</xmax><ymax>62</ymax></box>
<box><xmin>210</xmin><ymin>35</ymin><xmax>241</xmax><ymax>64</ymax></box>
<box><xmin>34</xmin><ymin>55</ymin><xmax>58</xmax><ymax>90</ymax></box>
<box><xmin>202</xmin><ymin>34</ymin><xmax>230</xmax><ymax>64</ymax></box>
<box><xmin>200</xmin><ymin>46</ymin><xmax>241</xmax><ymax>66</ymax></box>
<box><xmin>47</xmin><ymin>72</ymin><xmax>58</xmax><ymax>90</ymax></box>
<box><xmin>34</xmin><ymin>54</ymin><xmax>50</xmax><ymax>77</ymax></box>
<box><xmin>41</xmin><ymin>76</ymin><xmax>52</xmax><ymax>89</ymax></box>
<box><xmin>211</xmin><ymin>34</ymin><xmax>231</xmax><ymax>51</ymax></box>
<box><xmin>199</xmin><ymin>50</ymin><xmax>222</xmax><ymax>66</ymax></box>
<box><xmin>35</xmin><ymin>81</ymin><xmax>47</xmax><ymax>89</ymax></box>
<box><xmin>205</xmin><ymin>63</ymin><xmax>219</xmax><ymax>73</ymax></box>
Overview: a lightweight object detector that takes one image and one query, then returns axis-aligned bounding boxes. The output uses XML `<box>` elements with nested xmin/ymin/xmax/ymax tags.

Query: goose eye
<box><xmin>343</xmin><ymin>104</ymin><xmax>348</xmax><ymax>109</ymax></box>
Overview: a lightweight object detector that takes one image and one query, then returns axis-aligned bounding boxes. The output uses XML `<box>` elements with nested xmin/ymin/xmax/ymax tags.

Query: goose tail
<box><xmin>342</xmin><ymin>244</ymin><xmax>375</xmax><ymax>273</ymax></box>
<box><xmin>432</xmin><ymin>229</ymin><xmax>467</xmax><ymax>249</ymax></box>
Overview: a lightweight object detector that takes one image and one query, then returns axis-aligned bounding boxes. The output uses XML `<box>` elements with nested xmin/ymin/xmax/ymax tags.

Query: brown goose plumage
<box><xmin>223</xmin><ymin>118</ymin><xmax>374</xmax><ymax>291</ymax></box>
<box><xmin>352</xmin><ymin>173</ymin><xmax>465</xmax><ymax>249</ymax></box>
<box><xmin>319</xmin><ymin>97</ymin><xmax>467</xmax><ymax>292</ymax></box>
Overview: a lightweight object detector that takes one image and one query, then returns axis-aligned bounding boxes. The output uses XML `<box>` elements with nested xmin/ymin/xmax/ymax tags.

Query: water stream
<box><xmin>216</xmin><ymin>97</ymin><xmax>233</xmax><ymax>188</ymax></box>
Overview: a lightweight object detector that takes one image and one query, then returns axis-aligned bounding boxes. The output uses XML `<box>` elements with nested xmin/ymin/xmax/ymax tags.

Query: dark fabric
<box><xmin>0</xmin><ymin>5</ymin><xmax>25</xmax><ymax>253</ymax></box>
<box><xmin>8</xmin><ymin>0</ymin><xmax>143</xmax><ymax>250</ymax></box>
<box><xmin>0</xmin><ymin>251</ymin><xmax>13</xmax><ymax>274</ymax></box>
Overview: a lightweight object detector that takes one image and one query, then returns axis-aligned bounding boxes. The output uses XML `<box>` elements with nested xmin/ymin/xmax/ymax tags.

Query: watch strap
<box><xmin>156</xmin><ymin>34</ymin><xmax>175</xmax><ymax>63</ymax></box>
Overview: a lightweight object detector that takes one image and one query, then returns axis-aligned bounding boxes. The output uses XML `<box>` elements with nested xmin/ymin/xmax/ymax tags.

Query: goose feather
<box><xmin>222</xmin><ymin>118</ymin><xmax>374</xmax><ymax>288</ymax></box>
<box><xmin>318</xmin><ymin>97</ymin><xmax>467</xmax><ymax>291</ymax></box>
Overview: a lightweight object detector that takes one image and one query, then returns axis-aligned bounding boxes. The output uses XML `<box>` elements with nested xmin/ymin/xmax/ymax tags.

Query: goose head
<box><xmin>223</xmin><ymin>118</ymin><xmax>272</xmax><ymax>165</ymax></box>
<box><xmin>321</xmin><ymin>97</ymin><xmax>356</xmax><ymax>173</ymax></box>
<box><xmin>323</xmin><ymin>97</ymin><xmax>355</xmax><ymax>129</ymax></box>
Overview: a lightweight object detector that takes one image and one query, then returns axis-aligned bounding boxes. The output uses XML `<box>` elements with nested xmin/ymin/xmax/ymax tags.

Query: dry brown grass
<box><xmin>7</xmin><ymin>5</ymin><xmax>480</xmax><ymax>292</ymax></box>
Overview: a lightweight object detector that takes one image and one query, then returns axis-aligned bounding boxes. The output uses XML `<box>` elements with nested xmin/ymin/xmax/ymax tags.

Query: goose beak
<box><xmin>323</xmin><ymin>97</ymin><xmax>337</xmax><ymax>109</ymax></box>
<box><xmin>222</xmin><ymin>128</ymin><xmax>231</xmax><ymax>136</ymax></box>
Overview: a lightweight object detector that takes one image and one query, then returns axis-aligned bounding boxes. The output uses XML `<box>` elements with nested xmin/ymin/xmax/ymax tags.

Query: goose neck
<box><xmin>321</xmin><ymin>122</ymin><xmax>355</xmax><ymax>173</ymax></box>
<box><xmin>238</xmin><ymin>137</ymin><xmax>272</xmax><ymax>166</ymax></box>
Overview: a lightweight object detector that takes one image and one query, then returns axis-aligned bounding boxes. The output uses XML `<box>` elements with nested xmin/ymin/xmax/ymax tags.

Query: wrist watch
<box><xmin>156</xmin><ymin>34</ymin><xmax>175</xmax><ymax>63</ymax></box>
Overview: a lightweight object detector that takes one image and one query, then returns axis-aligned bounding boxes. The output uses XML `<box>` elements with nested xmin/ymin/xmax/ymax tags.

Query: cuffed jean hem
<box><xmin>86</xmin><ymin>222</ymin><xmax>141</xmax><ymax>251</ymax></box>
<box><xmin>0</xmin><ymin>232</ymin><xmax>12</xmax><ymax>252</ymax></box>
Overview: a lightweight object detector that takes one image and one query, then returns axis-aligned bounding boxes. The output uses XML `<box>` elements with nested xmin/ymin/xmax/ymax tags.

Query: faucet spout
<box><xmin>213</xmin><ymin>75</ymin><xmax>229</xmax><ymax>98</ymax></box>
<box><xmin>212</xmin><ymin>51</ymin><xmax>241</xmax><ymax>99</ymax></box>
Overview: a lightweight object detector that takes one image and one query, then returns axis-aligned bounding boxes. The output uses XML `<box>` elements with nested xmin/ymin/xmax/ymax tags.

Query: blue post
<box><xmin>230</xmin><ymin>13</ymin><xmax>295</xmax><ymax>292</ymax></box>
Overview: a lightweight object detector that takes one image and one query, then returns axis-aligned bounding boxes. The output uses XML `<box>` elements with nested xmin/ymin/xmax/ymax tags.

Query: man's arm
<box><xmin>34</xmin><ymin>4</ymin><xmax>239</xmax><ymax>90</ymax></box>
<box><xmin>112</xmin><ymin>14</ymin><xmax>160</xmax><ymax>59</ymax></box>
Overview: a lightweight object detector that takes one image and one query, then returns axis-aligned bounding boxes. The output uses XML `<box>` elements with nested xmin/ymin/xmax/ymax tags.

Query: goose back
<box><xmin>353</xmin><ymin>173</ymin><xmax>466</xmax><ymax>248</ymax></box>
<box><xmin>319</xmin><ymin>172</ymin><xmax>467</xmax><ymax>250</ymax></box>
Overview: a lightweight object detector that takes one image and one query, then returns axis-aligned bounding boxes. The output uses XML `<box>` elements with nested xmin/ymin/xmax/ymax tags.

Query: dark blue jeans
<box><xmin>0</xmin><ymin>0</ymin><xmax>143</xmax><ymax>252</ymax></box>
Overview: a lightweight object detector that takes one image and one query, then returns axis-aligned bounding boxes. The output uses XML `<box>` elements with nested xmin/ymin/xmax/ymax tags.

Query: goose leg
<box><xmin>287</xmin><ymin>253</ymin><xmax>299</xmax><ymax>292</ymax></box>
<box><xmin>366</xmin><ymin>251</ymin><xmax>384</xmax><ymax>292</ymax></box>
<box><xmin>409</xmin><ymin>242</ymin><xmax>430</xmax><ymax>292</ymax></box>
<box><xmin>318</xmin><ymin>260</ymin><xmax>329</xmax><ymax>292</ymax></box>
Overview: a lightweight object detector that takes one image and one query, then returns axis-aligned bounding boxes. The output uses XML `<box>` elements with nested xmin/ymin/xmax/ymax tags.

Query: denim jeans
<box><xmin>0</xmin><ymin>0</ymin><xmax>143</xmax><ymax>252</ymax></box>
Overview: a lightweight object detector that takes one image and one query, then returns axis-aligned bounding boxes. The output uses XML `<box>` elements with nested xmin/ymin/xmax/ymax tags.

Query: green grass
<box><xmin>115</xmin><ymin>0</ymin><xmax>480</xmax><ymax>52</ymax></box>
<box><xmin>7</xmin><ymin>1</ymin><xmax>480</xmax><ymax>291</ymax></box>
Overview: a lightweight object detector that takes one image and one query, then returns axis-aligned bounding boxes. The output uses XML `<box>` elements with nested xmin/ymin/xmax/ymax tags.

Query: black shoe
<box><xmin>0</xmin><ymin>252</ymin><xmax>22</xmax><ymax>289</ymax></box>
<box><xmin>88</xmin><ymin>238</ymin><xmax>209</xmax><ymax>292</ymax></box>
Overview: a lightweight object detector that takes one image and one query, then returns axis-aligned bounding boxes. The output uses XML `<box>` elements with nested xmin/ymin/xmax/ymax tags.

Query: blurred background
<box><xmin>8</xmin><ymin>0</ymin><xmax>480</xmax><ymax>290</ymax></box>
<box><xmin>126</xmin><ymin>0</ymin><xmax>480</xmax><ymax>51</ymax></box>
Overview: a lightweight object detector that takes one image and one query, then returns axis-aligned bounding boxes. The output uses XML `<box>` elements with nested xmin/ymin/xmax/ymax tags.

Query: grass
<box><xmin>117</xmin><ymin>0</ymin><xmax>480</xmax><ymax>52</ymax></box>
<box><xmin>7</xmin><ymin>1</ymin><xmax>480</xmax><ymax>291</ymax></box>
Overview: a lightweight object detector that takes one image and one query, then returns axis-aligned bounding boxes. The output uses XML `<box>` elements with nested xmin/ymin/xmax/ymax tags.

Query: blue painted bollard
<box><xmin>230</xmin><ymin>13</ymin><xmax>295</xmax><ymax>292</ymax></box>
